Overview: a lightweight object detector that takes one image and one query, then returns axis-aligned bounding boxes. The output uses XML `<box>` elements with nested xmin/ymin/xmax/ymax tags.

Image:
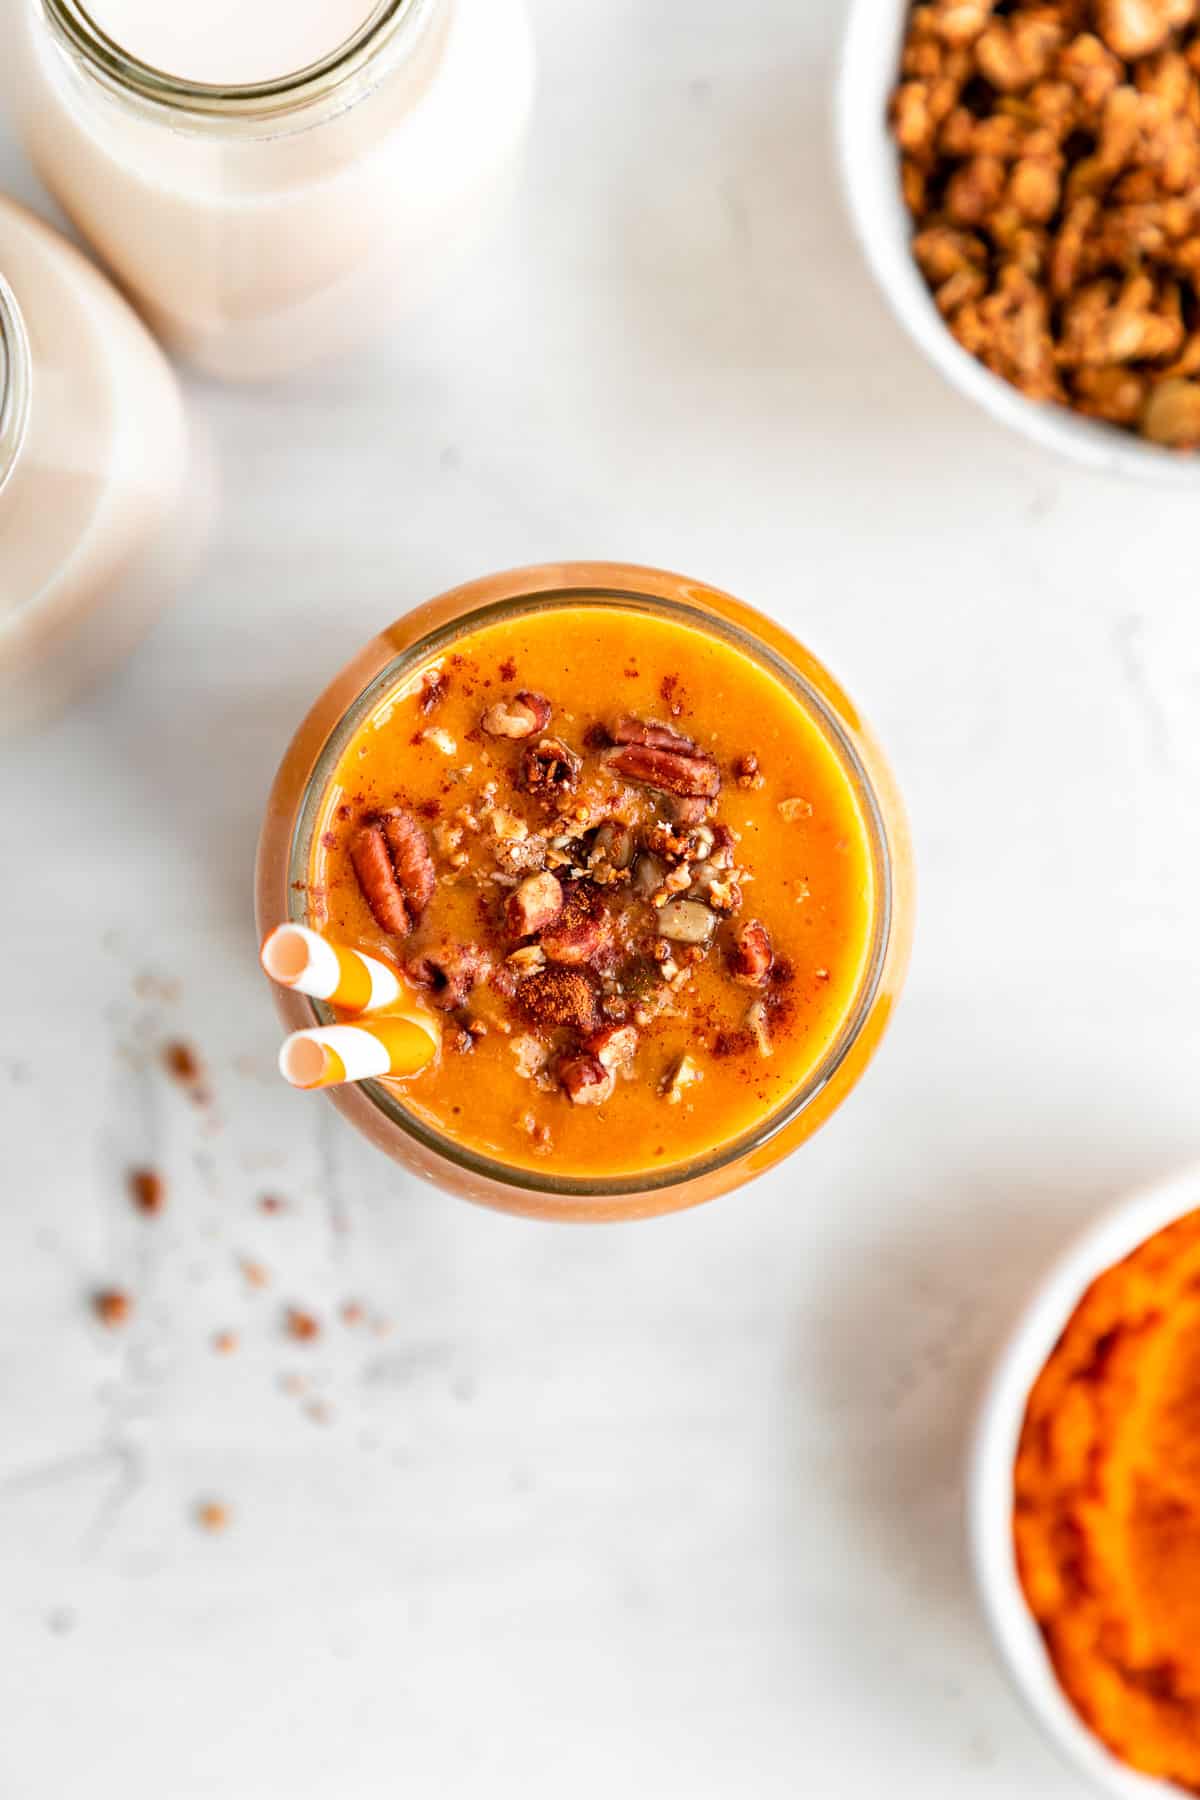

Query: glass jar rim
<box><xmin>285</xmin><ymin>582</ymin><xmax>897</xmax><ymax>1202</ymax></box>
<box><xmin>40</xmin><ymin>0</ymin><xmax>430</xmax><ymax>121</ymax></box>
<box><xmin>0</xmin><ymin>279</ymin><xmax>32</xmax><ymax>503</ymax></box>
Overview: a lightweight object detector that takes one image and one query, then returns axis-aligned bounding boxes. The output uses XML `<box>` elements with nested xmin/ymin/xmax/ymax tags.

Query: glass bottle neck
<box><xmin>40</xmin><ymin>0</ymin><xmax>435</xmax><ymax>123</ymax></box>
<box><xmin>0</xmin><ymin>281</ymin><xmax>32</xmax><ymax>501</ymax></box>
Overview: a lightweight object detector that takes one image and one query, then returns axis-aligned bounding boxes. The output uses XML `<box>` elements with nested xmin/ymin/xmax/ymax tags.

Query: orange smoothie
<box><xmin>303</xmin><ymin>602</ymin><xmax>877</xmax><ymax>1181</ymax></box>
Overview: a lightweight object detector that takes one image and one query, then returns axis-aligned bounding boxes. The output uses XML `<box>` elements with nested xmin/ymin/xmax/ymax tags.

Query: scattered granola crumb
<box><xmin>93</xmin><ymin>1289</ymin><xmax>132</xmax><ymax>1328</ymax></box>
<box><xmin>340</xmin><ymin>1300</ymin><xmax>365</xmax><ymax>1327</ymax></box>
<box><xmin>286</xmin><ymin>1307</ymin><xmax>321</xmax><ymax>1342</ymax></box>
<box><xmin>240</xmin><ymin>1259</ymin><xmax>270</xmax><ymax>1289</ymax></box>
<box><xmin>129</xmin><ymin>1168</ymin><xmax>166</xmax><ymax>1215</ymax></box>
<box><xmin>212</xmin><ymin>1330</ymin><xmax>239</xmax><ymax>1355</ymax></box>
<box><xmin>778</xmin><ymin>797</ymin><xmax>813</xmax><ymax>822</ymax></box>
<box><xmin>258</xmin><ymin>1193</ymin><xmax>287</xmax><ymax>1215</ymax></box>
<box><xmin>195</xmin><ymin>1500</ymin><xmax>230</xmax><ymax>1533</ymax></box>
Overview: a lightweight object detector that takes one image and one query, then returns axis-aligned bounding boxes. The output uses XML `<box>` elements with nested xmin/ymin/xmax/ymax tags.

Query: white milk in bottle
<box><xmin>6</xmin><ymin>0</ymin><xmax>536</xmax><ymax>379</ymax></box>
<box><xmin>0</xmin><ymin>197</ymin><xmax>188</xmax><ymax>732</ymax></box>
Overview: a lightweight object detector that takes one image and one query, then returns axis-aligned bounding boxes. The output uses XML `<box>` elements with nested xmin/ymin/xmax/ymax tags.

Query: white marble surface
<box><xmin>2</xmin><ymin>2</ymin><xmax>1198</xmax><ymax>1795</ymax></box>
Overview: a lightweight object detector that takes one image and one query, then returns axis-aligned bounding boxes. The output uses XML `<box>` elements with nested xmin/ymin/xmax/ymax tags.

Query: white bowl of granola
<box><xmin>837</xmin><ymin>0</ymin><xmax>1200</xmax><ymax>483</ymax></box>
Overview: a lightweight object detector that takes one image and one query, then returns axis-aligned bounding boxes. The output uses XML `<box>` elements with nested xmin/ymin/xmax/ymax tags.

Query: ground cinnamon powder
<box><xmin>1015</xmin><ymin>1209</ymin><xmax>1200</xmax><ymax>1786</ymax></box>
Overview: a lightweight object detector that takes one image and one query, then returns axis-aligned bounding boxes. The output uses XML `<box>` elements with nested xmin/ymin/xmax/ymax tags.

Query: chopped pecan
<box><xmin>610</xmin><ymin>715</ymin><xmax>698</xmax><ymax>753</ymax></box>
<box><xmin>506</xmin><ymin>871</ymin><xmax>564</xmax><ymax>938</ymax></box>
<box><xmin>558</xmin><ymin>1052</ymin><xmax>614</xmax><ymax>1106</ymax></box>
<box><xmin>406</xmin><ymin>942</ymin><xmax>491</xmax><ymax>1011</ymax></box>
<box><xmin>665</xmin><ymin>794</ymin><xmax>713</xmax><ymax>826</ymax></box>
<box><xmin>539</xmin><ymin>880</ymin><xmax>614</xmax><ymax>966</ymax></box>
<box><xmin>519</xmin><ymin>735</ymin><xmax>582</xmax><ymax>800</ymax></box>
<box><xmin>589</xmin><ymin>820</ymin><xmax>635</xmax><ymax>870</ymax></box>
<box><xmin>584</xmin><ymin>1023</ymin><xmax>639</xmax><ymax>1071</ymax></box>
<box><xmin>605</xmin><ymin>740</ymin><xmax>721</xmax><ymax>799</ymax></box>
<box><xmin>729</xmin><ymin>919</ymin><xmax>774</xmax><ymax>987</ymax></box>
<box><xmin>481</xmin><ymin>691</ymin><xmax>552</xmax><ymax>739</ymax></box>
<box><xmin>518</xmin><ymin>967</ymin><xmax>602</xmax><ymax>1035</ymax></box>
<box><xmin>661</xmin><ymin>1053</ymin><xmax>702</xmax><ymax>1105</ymax></box>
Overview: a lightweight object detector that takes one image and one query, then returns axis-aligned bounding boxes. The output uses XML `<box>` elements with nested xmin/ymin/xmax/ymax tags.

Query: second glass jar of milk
<box><xmin>7</xmin><ymin>0</ymin><xmax>536</xmax><ymax>379</ymax></box>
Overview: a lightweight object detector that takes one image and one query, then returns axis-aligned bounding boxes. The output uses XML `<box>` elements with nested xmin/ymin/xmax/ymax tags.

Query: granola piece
<box><xmin>286</xmin><ymin>1307</ymin><xmax>321</xmax><ymax>1342</ymax></box>
<box><xmin>974</xmin><ymin>11</ymin><xmax>1064</xmax><ymax>92</ymax></box>
<box><xmin>506</xmin><ymin>944</ymin><xmax>547</xmax><ymax>978</ymax></box>
<box><xmin>1141</xmin><ymin>374</ymin><xmax>1200</xmax><ymax>442</ymax></box>
<box><xmin>539</xmin><ymin>880</ymin><xmax>614</xmax><ymax>966</ymax></box>
<box><xmin>481</xmin><ymin>691</ymin><xmax>552</xmax><ymax>739</ymax></box>
<box><xmin>518</xmin><ymin>967</ymin><xmax>602</xmax><ymax>1035</ymax></box>
<box><xmin>656</xmin><ymin>899</ymin><xmax>717</xmax><ymax>945</ymax></box>
<box><xmin>729</xmin><ymin>919</ymin><xmax>774</xmax><ymax>987</ymax></box>
<box><xmin>777</xmin><ymin>797</ymin><xmax>814</xmax><ymax>822</ymax></box>
<box><xmin>506</xmin><ymin>871</ymin><xmax>564</xmax><ymax>938</ymax></box>
<box><xmin>1096</xmin><ymin>0</ymin><xmax>1193</xmax><ymax>61</ymax></box>
<box><xmin>733</xmin><ymin>751</ymin><xmax>765</xmax><ymax>789</ymax></box>
<box><xmin>510</xmin><ymin>1034</ymin><xmax>549</xmax><ymax>1078</ymax></box>
<box><xmin>605</xmin><ymin>740</ymin><xmax>721</xmax><ymax>799</ymax></box>
<box><xmin>406</xmin><ymin>942</ymin><xmax>492</xmax><ymax>1011</ymax></box>
<box><xmin>660</xmin><ymin>1053</ymin><xmax>702</xmax><ymax>1105</ymax></box>
<box><xmin>419</xmin><ymin>668</ymin><xmax>448</xmax><ymax>712</ymax></box>
<box><xmin>518</xmin><ymin>735</ymin><xmax>582</xmax><ymax>801</ymax></box>
<box><xmin>557</xmin><ymin>1052</ymin><xmax>614</xmax><ymax>1106</ymax></box>
<box><xmin>584</xmin><ymin>1022</ymin><xmax>639</xmax><ymax>1071</ymax></box>
<box><xmin>1069</xmin><ymin>363</ymin><xmax>1149</xmax><ymax>422</ymax></box>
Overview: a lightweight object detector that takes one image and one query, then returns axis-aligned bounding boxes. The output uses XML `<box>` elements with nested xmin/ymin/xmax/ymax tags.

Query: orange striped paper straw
<box><xmin>261</xmin><ymin>923</ymin><xmax>401</xmax><ymax>1017</ymax></box>
<box><xmin>278</xmin><ymin>1014</ymin><xmax>439</xmax><ymax>1090</ymax></box>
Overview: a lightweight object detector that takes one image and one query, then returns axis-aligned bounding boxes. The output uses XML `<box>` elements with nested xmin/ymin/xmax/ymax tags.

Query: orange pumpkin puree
<box><xmin>1016</xmin><ymin>1210</ymin><xmax>1200</xmax><ymax>1790</ymax></box>
<box><xmin>307</xmin><ymin>603</ymin><xmax>875</xmax><ymax>1179</ymax></box>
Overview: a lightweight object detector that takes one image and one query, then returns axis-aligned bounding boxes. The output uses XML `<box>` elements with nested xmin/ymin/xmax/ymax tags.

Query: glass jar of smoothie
<box><xmin>257</xmin><ymin>563</ymin><xmax>915</xmax><ymax>1221</ymax></box>
<box><xmin>6</xmin><ymin>0</ymin><xmax>535</xmax><ymax>380</ymax></box>
<box><xmin>0</xmin><ymin>196</ymin><xmax>189</xmax><ymax>734</ymax></box>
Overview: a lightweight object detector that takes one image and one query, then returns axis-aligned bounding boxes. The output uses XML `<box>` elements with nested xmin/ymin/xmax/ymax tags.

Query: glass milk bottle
<box><xmin>5</xmin><ymin>0</ymin><xmax>536</xmax><ymax>380</ymax></box>
<box><xmin>0</xmin><ymin>197</ymin><xmax>188</xmax><ymax>734</ymax></box>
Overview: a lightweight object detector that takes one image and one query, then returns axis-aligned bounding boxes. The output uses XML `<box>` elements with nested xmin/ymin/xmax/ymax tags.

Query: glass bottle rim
<box><xmin>40</xmin><ymin>0</ymin><xmax>431</xmax><ymax>122</ymax></box>
<box><xmin>0</xmin><ymin>279</ymin><xmax>32</xmax><ymax>503</ymax></box>
<box><xmin>285</xmin><ymin>582</ymin><xmax>898</xmax><ymax>1202</ymax></box>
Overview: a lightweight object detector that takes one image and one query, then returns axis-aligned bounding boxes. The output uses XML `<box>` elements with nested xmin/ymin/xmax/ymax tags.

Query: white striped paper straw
<box><xmin>261</xmin><ymin>923</ymin><xmax>401</xmax><ymax>1017</ymax></box>
<box><xmin>278</xmin><ymin>1015</ymin><xmax>439</xmax><ymax>1090</ymax></box>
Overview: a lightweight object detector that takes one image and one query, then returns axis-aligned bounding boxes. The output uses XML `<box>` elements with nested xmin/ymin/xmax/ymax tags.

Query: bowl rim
<box><xmin>835</xmin><ymin>0</ymin><xmax>1200</xmax><ymax>487</ymax></box>
<box><xmin>967</xmin><ymin>1163</ymin><xmax>1200</xmax><ymax>1800</ymax></box>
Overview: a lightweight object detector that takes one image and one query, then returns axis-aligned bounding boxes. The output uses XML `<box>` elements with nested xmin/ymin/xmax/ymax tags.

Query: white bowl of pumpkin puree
<box><xmin>257</xmin><ymin>562</ymin><xmax>913</xmax><ymax>1221</ymax></box>
<box><xmin>970</xmin><ymin>1166</ymin><xmax>1200</xmax><ymax>1798</ymax></box>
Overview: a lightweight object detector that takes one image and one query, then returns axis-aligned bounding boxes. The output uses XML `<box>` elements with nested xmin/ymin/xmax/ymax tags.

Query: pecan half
<box><xmin>406</xmin><ymin>942</ymin><xmax>491</xmax><ymax>1011</ymax></box>
<box><xmin>605</xmin><ymin>740</ymin><xmax>721</xmax><ymax>799</ymax></box>
<box><xmin>729</xmin><ymin>918</ymin><xmax>774</xmax><ymax>987</ymax></box>
<box><xmin>539</xmin><ymin>880</ymin><xmax>614</xmax><ymax>966</ymax></box>
<box><xmin>584</xmin><ymin>1022</ymin><xmax>639</xmax><ymax>1071</ymax></box>
<box><xmin>380</xmin><ymin>808</ymin><xmax>436</xmax><ymax>915</ymax></box>
<box><xmin>558</xmin><ymin>1052</ymin><xmax>614</xmax><ymax>1106</ymax></box>
<box><xmin>506</xmin><ymin>871</ymin><xmax>564</xmax><ymax>938</ymax></box>
<box><xmin>481</xmin><ymin>691</ymin><xmax>552</xmax><ymax>739</ymax></box>
<box><xmin>519</xmin><ymin>735</ymin><xmax>582</xmax><ymax>800</ymax></box>
<box><xmin>350</xmin><ymin>823</ymin><xmax>412</xmax><ymax>937</ymax></box>
<box><xmin>518</xmin><ymin>967</ymin><xmax>602</xmax><ymax>1034</ymax></box>
<box><xmin>610</xmin><ymin>715</ymin><xmax>698</xmax><ymax>753</ymax></box>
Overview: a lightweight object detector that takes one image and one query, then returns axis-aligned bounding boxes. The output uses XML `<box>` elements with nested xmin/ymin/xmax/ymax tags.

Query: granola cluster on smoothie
<box><xmin>335</xmin><ymin>686</ymin><xmax>798</xmax><ymax>1114</ymax></box>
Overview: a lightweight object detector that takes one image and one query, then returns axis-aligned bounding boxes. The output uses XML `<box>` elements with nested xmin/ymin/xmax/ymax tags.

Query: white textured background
<box><xmin>2</xmin><ymin>2</ymin><xmax>1197</xmax><ymax>1795</ymax></box>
